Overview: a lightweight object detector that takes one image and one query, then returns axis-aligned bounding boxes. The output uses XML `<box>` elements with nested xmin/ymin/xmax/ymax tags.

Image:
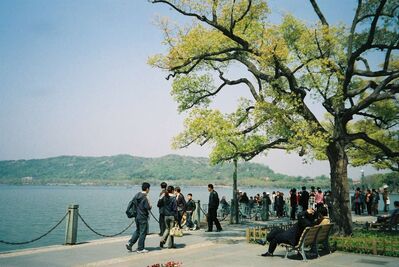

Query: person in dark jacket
<box><xmin>299</xmin><ymin>186</ymin><xmax>310</xmax><ymax>211</ymax></box>
<box><xmin>126</xmin><ymin>182</ymin><xmax>152</xmax><ymax>253</ymax></box>
<box><xmin>261</xmin><ymin>208</ymin><xmax>316</xmax><ymax>257</ymax></box>
<box><xmin>158</xmin><ymin>182</ymin><xmax>167</xmax><ymax>236</ymax></box>
<box><xmin>207</xmin><ymin>184</ymin><xmax>222</xmax><ymax>232</ymax></box>
<box><xmin>158</xmin><ymin>185</ymin><xmax>178</xmax><ymax>249</ymax></box>
<box><xmin>185</xmin><ymin>193</ymin><xmax>196</xmax><ymax>229</ymax></box>
<box><xmin>290</xmin><ymin>188</ymin><xmax>297</xmax><ymax>220</ymax></box>
<box><xmin>175</xmin><ymin>187</ymin><xmax>186</xmax><ymax>228</ymax></box>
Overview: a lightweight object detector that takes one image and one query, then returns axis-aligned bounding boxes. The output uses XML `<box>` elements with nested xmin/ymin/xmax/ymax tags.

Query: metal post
<box><xmin>196</xmin><ymin>200</ymin><xmax>201</xmax><ymax>229</ymax></box>
<box><xmin>65</xmin><ymin>204</ymin><xmax>79</xmax><ymax>245</ymax></box>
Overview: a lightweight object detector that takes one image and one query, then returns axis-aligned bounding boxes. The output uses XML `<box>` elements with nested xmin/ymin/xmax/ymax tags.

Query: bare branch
<box><xmin>309</xmin><ymin>0</ymin><xmax>329</xmax><ymax>26</ymax></box>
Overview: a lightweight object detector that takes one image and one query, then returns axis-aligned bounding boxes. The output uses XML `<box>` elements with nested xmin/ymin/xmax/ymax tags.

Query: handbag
<box><xmin>170</xmin><ymin>223</ymin><xmax>183</xmax><ymax>237</ymax></box>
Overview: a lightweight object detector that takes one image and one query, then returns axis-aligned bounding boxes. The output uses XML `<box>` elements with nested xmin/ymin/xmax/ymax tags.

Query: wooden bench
<box><xmin>281</xmin><ymin>223</ymin><xmax>334</xmax><ymax>261</ymax></box>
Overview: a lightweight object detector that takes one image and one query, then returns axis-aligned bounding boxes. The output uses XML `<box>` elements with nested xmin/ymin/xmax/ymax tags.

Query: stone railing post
<box><xmin>65</xmin><ymin>204</ymin><xmax>79</xmax><ymax>245</ymax></box>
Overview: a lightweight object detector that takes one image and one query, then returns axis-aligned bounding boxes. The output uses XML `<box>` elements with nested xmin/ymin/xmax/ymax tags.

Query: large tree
<box><xmin>149</xmin><ymin>0</ymin><xmax>399</xmax><ymax>235</ymax></box>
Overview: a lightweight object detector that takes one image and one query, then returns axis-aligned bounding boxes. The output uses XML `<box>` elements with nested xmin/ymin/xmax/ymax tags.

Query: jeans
<box><xmin>161</xmin><ymin>216</ymin><xmax>175</xmax><ymax>248</ymax></box>
<box><xmin>186</xmin><ymin>211</ymin><xmax>194</xmax><ymax>228</ymax></box>
<box><xmin>128</xmin><ymin>219</ymin><xmax>148</xmax><ymax>251</ymax></box>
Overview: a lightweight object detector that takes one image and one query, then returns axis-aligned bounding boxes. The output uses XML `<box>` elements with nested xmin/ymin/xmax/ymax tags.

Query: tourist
<box><xmin>158</xmin><ymin>185</ymin><xmax>178</xmax><ymax>249</ymax></box>
<box><xmin>206</xmin><ymin>184</ymin><xmax>222</xmax><ymax>232</ymax></box>
<box><xmin>299</xmin><ymin>186</ymin><xmax>309</xmax><ymax>211</ymax></box>
<box><xmin>158</xmin><ymin>182</ymin><xmax>167</xmax><ymax>236</ymax></box>
<box><xmin>372</xmin><ymin>189</ymin><xmax>380</xmax><ymax>216</ymax></box>
<box><xmin>261</xmin><ymin>208</ymin><xmax>317</xmax><ymax>257</ymax></box>
<box><xmin>309</xmin><ymin>186</ymin><xmax>316</xmax><ymax>209</ymax></box>
<box><xmin>175</xmin><ymin>186</ymin><xmax>186</xmax><ymax>228</ymax></box>
<box><xmin>375</xmin><ymin>201</ymin><xmax>399</xmax><ymax>224</ymax></box>
<box><xmin>126</xmin><ymin>182</ymin><xmax>152</xmax><ymax>253</ymax></box>
<box><xmin>185</xmin><ymin>193</ymin><xmax>196</xmax><ymax>230</ymax></box>
<box><xmin>383</xmin><ymin>185</ymin><xmax>390</xmax><ymax>212</ymax></box>
<box><xmin>220</xmin><ymin>196</ymin><xmax>230</xmax><ymax>216</ymax></box>
<box><xmin>324</xmin><ymin>190</ymin><xmax>333</xmax><ymax>217</ymax></box>
<box><xmin>365</xmin><ymin>189</ymin><xmax>373</xmax><ymax>215</ymax></box>
<box><xmin>354</xmin><ymin>187</ymin><xmax>361</xmax><ymax>215</ymax></box>
<box><xmin>275</xmin><ymin>192</ymin><xmax>285</xmax><ymax>217</ymax></box>
<box><xmin>315</xmin><ymin>187</ymin><xmax>324</xmax><ymax>210</ymax></box>
<box><xmin>290</xmin><ymin>188</ymin><xmax>297</xmax><ymax>220</ymax></box>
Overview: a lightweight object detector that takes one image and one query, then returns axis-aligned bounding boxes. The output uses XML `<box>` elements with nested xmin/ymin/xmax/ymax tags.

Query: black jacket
<box><xmin>209</xmin><ymin>190</ymin><xmax>220</xmax><ymax>210</ymax></box>
<box><xmin>299</xmin><ymin>190</ymin><xmax>310</xmax><ymax>207</ymax></box>
<box><xmin>185</xmin><ymin>199</ymin><xmax>196</xmax><ymax>212</ymax></box>
<box><xmin>157</xmin><ymin>195</ymin><xmax>178</xmax><ymax>218</ymax></box>
<box><xmin>133</xmin><ymin>192</ymin><xmax>151</xmax><ymax>221</ymax></box>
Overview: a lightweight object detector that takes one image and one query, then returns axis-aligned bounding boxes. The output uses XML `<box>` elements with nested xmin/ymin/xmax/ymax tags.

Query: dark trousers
<box><xmin>366</xmin><ymin>202</ymin><xmax>372</xmax><ymax>215</ymax></box>
<box><xmin>266</xmin><ymin>228</ymin><xmax>293</xmax><ymax>254</ymax></box>
<box><xmin>355</xmin><ymin>202</ymin><xmax>361</xmax><ymax>215</ymax></box>
<box><xmin>159</xmin><ymin>214</ymin><xmax>166</xmax><ymax>235</ymax></box>
<box><xmin>129</xmin><ymin>219</ymin><xmax>148</xmax><ymax>251</ymax></box>
<box><xmin>290</xmin><ymin>205</ymin><xmax>297</xmax><ymax>220</ymax></box>
<box><xmin>208</xmin><ymin>208</ymin><xmax>222</xmax><ymax>231</ymax></box>
<box><xmin>177</xmin><ymin>210</ymin><xmax>184</xmax><ymax>228</ymax></box>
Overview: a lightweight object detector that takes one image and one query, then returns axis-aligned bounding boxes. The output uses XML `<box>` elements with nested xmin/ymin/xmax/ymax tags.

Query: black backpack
<box><xmin>126</xmin><ymin>197</ymin><xmax>138</xmax><ymax>218</ymax></box>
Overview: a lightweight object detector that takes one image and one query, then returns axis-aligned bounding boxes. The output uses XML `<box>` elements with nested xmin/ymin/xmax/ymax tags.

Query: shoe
<box><xmin>160</xmin><ymin>241</ymin><xmax>164</xmax><ymax>248</ymax></box>
<box><xmin>168</xmin><ymin>245</ymin><xmax>177</xmax><ymax>249</ymax></box>
<box><xmin>137</xmin><ymin>249</ymin><xmax>149</xmax><ymax>254</ymax></box>
<box><xmin>216</xmin><ymin>229</ymin><xmax>222</xmax><ymax>232</ymax></box>
<box><xmin>261</xmin><ymin>252</ymin><xmax>273</xmax><ymax>257</ymax></box>
<box><xmin>125</xmin><ymin>243</ymin><xmax>132</xmax><ymax>252</ymax></box>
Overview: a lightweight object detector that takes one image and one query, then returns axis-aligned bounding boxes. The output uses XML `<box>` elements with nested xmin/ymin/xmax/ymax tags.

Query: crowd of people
<box><xmin>124</xmin><ymin>182</ymin><xmax>396</xmax><ymax>254</ymax></box>
<box><xmin>353</xmin><ymin>185</ymin><xmax>390</xmax><ymax>216</ymax></box>
<box><xmin>234</xmin><ymin>186</ymin><xmax>333</xmax><ymax>221</ymax></box>
<box><xmin>125</xmin><ymin>182</ymin><xmax>222</xmax><ymax>253</ymax></box>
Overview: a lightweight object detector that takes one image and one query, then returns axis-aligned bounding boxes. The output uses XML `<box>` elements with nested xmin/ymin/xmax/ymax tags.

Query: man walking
<box><xmin>126</xmin><ymin>182</ymin><xmax>152</xmax><ymax>253</ymax></box>
<box><xmin>159</xmin><ymin>182</ymin><xmax>167</xmax><ymax>236</ymax></box>
<box><xmin>206</xmin><ymin>184</ymin><xmax>222</xmax><ymax>232</ymax></box>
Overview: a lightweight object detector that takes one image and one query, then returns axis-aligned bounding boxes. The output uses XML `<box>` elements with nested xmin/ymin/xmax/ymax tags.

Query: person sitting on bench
<box><xmin>261</xmin><ymin>208</ymin><xmax>316</xmax><ymax>257</ymax></box>
<box><xmin>375</xmin><ymin>201</ymin><xmax>399</xmax><ymax>224</ymax></box>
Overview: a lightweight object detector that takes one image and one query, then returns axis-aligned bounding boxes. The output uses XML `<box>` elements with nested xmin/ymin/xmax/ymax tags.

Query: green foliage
<box><xmin>0</xmin><ymin>154</ymin><xmax>303</xmax><ymax>186</ymax></box>
<box><xmin>331</xmin><ymin>229</ymin><xmax>399</xmax><ymax>257</ymax></box>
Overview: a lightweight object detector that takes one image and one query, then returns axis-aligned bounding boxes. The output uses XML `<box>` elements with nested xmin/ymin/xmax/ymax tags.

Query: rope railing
<box><xmin>149</xmin><ymin>210</ymin><xmax>160</xmax><ymax>223</ymax></box>
<box><xmin>0</xmin><ymin>212</ymin><xmax>68</xmax><ymax>245</ymax></box>
<box><xmin>77</xmin><ymin>213</ymin><xmax>134</xmax><ymax>238</ymax></box>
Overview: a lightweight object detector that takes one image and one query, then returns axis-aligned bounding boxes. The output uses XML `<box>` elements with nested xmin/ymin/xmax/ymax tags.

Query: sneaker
<box><xmin>137</xmin><ymin>249</ymin><xmax>149</xmax><ymax>254</ymax></box>
<box><xmin>261</xmin><ymin>252</ymin><xmax>273</xmax><ymax>257</ymax></box>
<box><xmin>125</xmin><ymin>243</ymin><xmax>132</xmax><ymax>252</ymax></box>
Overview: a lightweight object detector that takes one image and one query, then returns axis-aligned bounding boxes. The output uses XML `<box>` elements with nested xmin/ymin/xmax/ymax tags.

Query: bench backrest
<box><xmin>297</xmin><ymin>226</ymin><xmax>320</xmax><ymax>248</ymax></box>
<box><xmin>315</xmin><ymin>223</ymin><xmax>334</xmax><ymax>243</ymax></box>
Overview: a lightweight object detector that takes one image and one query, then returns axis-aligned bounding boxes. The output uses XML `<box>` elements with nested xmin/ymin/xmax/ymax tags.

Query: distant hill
<box><xmin>0</xmin><ymin>154</ymin><xmax>329</xmax><ymax>187</ymax></box>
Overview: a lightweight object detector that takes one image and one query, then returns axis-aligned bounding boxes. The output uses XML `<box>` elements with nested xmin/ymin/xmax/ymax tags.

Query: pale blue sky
<box><xmin>0</xmin><ymin>0</ymin><xmax>380</xmax><ymax>178</ymax></box>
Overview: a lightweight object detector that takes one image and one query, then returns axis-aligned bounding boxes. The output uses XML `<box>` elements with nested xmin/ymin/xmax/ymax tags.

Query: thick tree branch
<box><xmin>348</xmin><ymin>132</ymin><xmax>399</xmax><ymax>157</ymax></box>
<box><xmin>309</xmin><ymin>0</ymin><xmax>329</xmax><ymax>26</ymax></box>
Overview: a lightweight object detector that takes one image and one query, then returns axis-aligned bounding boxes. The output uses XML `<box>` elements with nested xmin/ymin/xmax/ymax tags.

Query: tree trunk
<box><xmin>233</xmin><ymin>158</ymin><xmax>239</xmax><ymax>224</ymax></box>
<box><xmin>327</xmin><ymin>141</ymin><xmax>353</xmax><ymax>235</ymax></box>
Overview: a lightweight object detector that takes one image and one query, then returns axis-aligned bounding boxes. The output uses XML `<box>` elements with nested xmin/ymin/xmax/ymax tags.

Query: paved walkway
<box><xmin>0</xmin><ymin>223</ymin><xmax>397</xmax><ymax>267</ymax></box>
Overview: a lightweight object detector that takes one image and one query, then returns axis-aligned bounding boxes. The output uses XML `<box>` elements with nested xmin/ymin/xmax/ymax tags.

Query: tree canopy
<box><xmin>150</xmin><ymin>0</ymin><xmax>399</xmax><ymax>235</ymax></box>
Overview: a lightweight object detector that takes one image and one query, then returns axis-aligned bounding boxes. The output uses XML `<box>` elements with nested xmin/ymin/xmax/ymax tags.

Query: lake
<box><xmin>0</xmin><ymin>185</ymin><xmax>397</xmax><ymax>252</ymax></box>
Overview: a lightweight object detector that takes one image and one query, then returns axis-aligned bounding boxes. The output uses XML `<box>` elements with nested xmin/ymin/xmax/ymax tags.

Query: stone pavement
<box><xmin>0</xmin><ymin>223</ymin><xmax>397</xmax><ymax>267</ymax></box>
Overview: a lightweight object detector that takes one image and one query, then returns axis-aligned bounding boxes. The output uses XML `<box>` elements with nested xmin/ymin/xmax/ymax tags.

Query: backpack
<box><xmin>126</xmin><ymin>197</ymin><xmax>138</xmax><ymax>218</ymax></box>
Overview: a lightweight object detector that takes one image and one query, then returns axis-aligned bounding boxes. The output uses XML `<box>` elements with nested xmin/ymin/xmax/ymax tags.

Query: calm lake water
<box><xmin>0</xmin><ymin>185</ymin><xmax>397</xmax><ymax>252</ymax></box>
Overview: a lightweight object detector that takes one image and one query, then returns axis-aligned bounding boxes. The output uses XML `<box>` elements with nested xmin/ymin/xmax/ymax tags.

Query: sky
<box><xmin>0</xmin><ymin>0</ymin><xmax>384</xmax><ymax>178</ymax></box>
